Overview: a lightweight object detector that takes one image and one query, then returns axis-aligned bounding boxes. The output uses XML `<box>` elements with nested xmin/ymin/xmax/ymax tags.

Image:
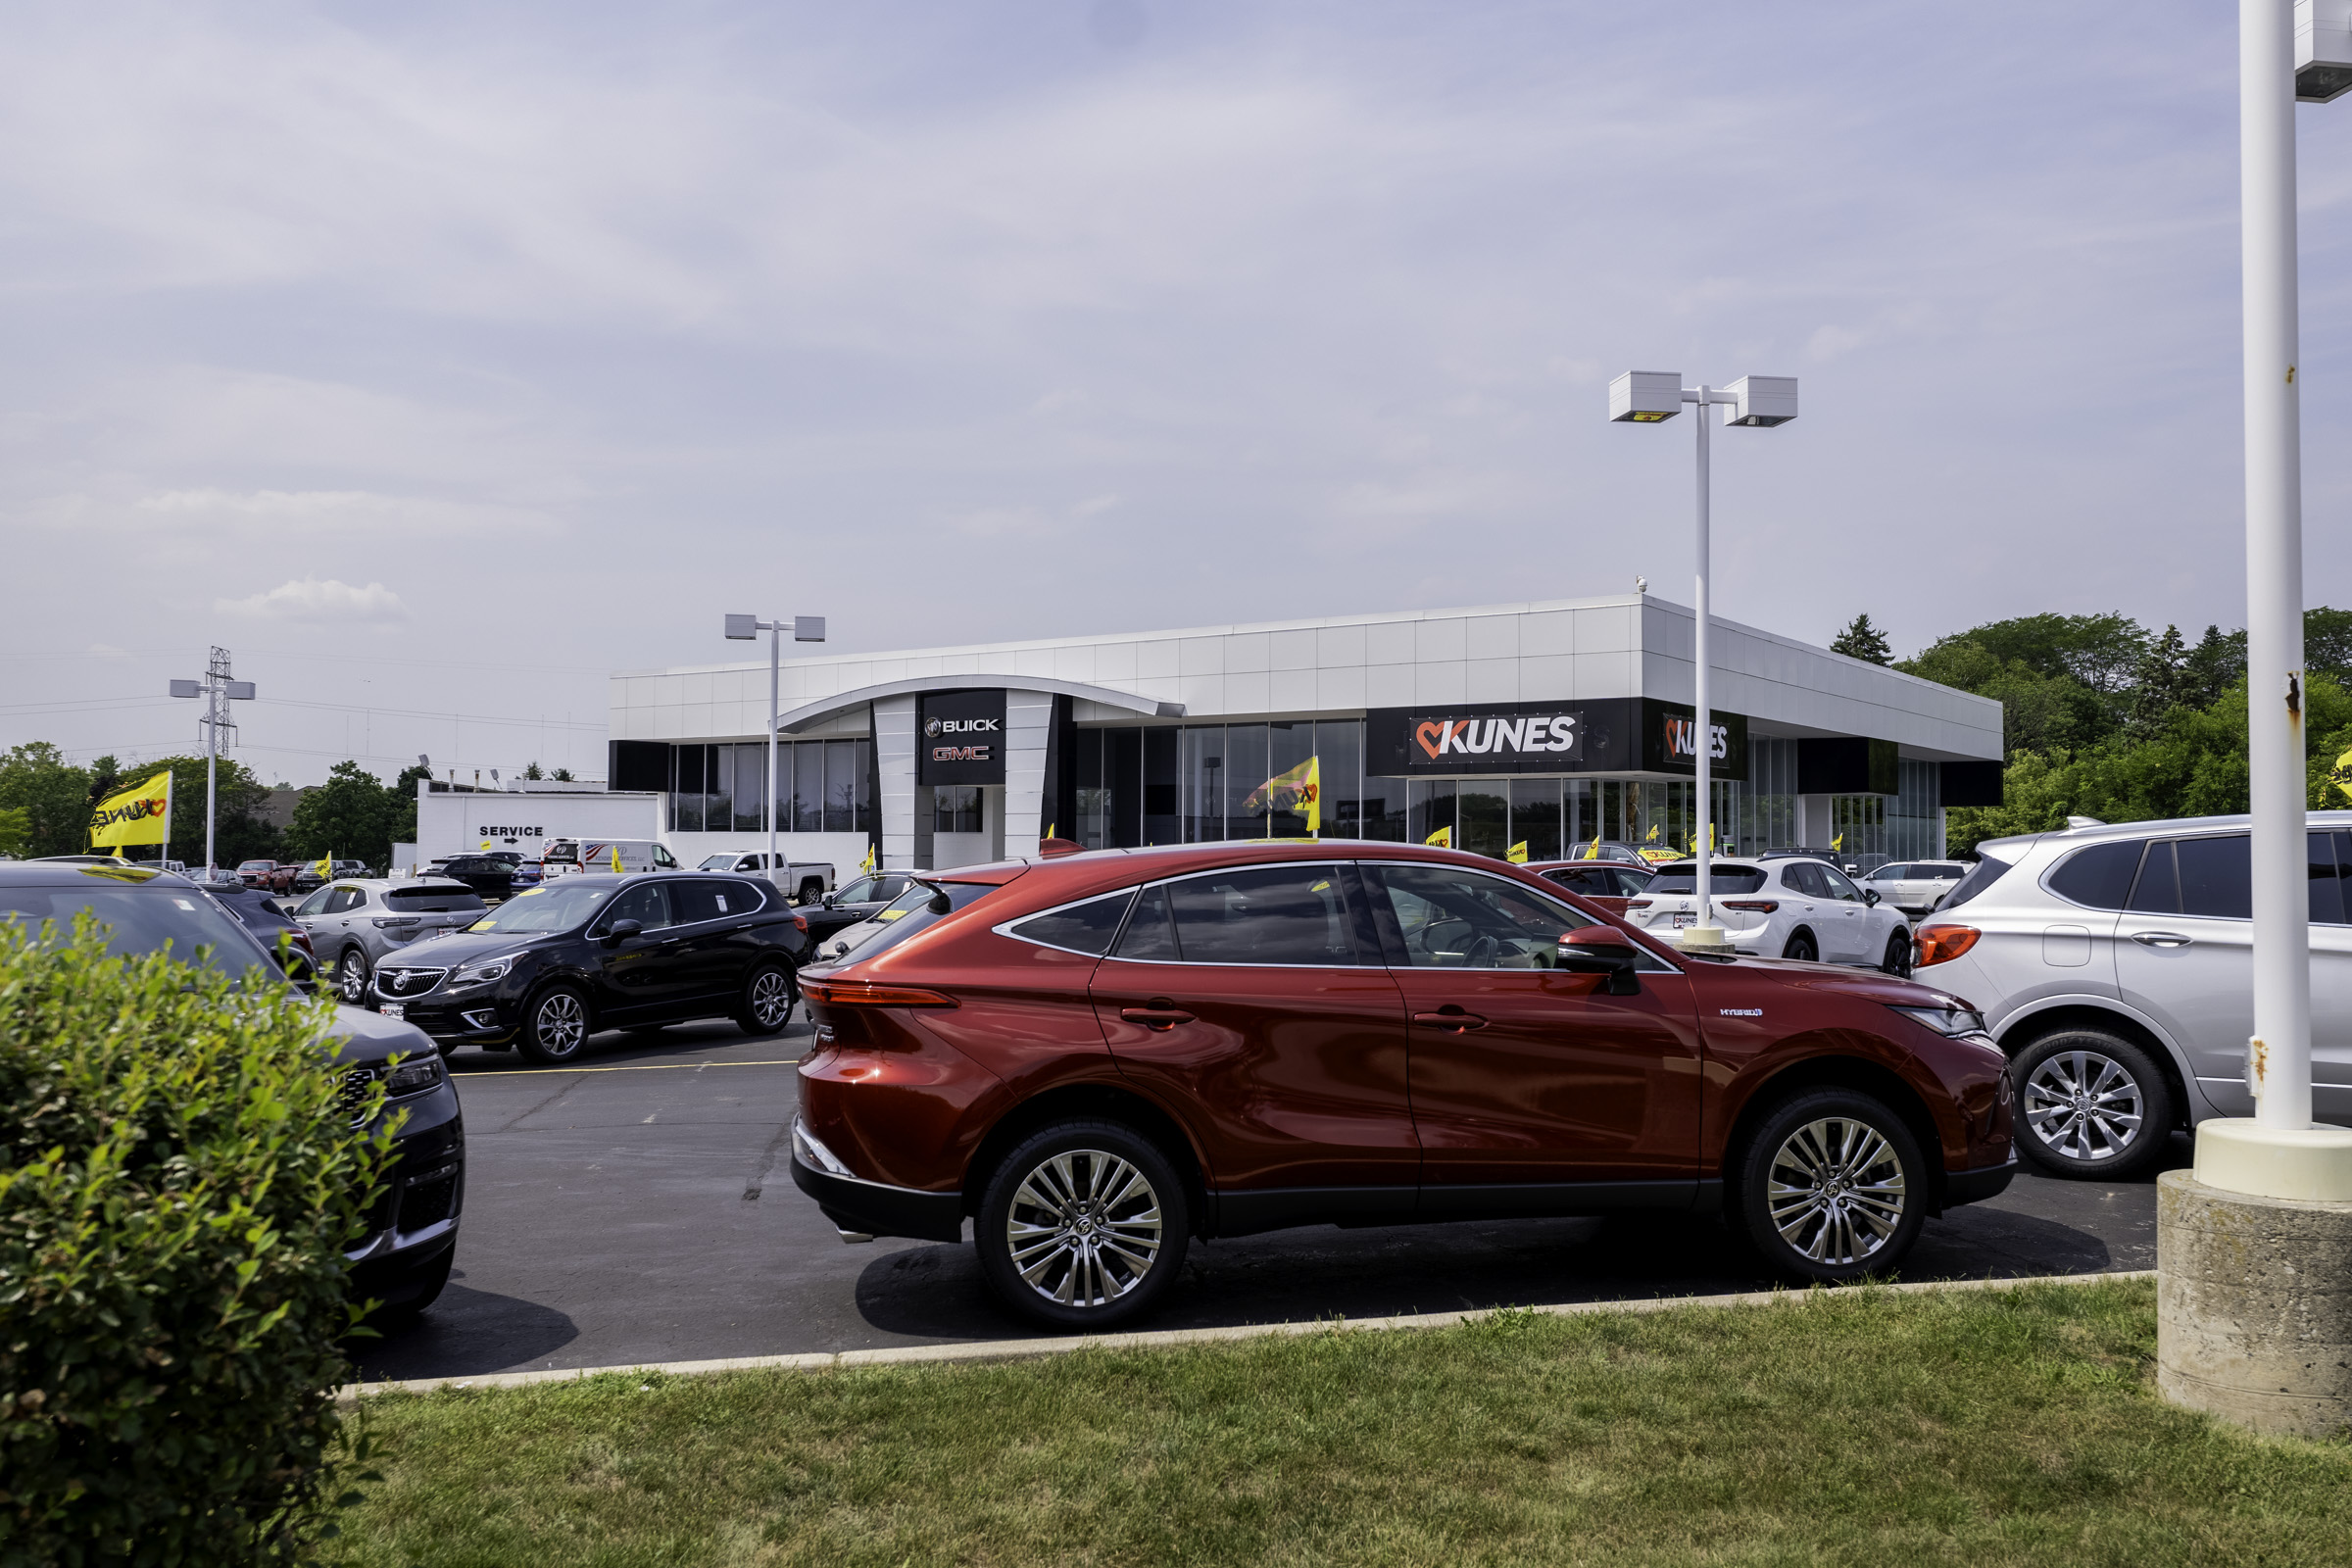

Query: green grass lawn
<box><xmin>330</xmin><ymin>1278</ymin><xmax>2350</xmax><ymax>1567</ymax></box>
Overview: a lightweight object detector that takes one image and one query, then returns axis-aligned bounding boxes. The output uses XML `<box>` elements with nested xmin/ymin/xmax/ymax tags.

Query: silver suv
<box><xmin>1914</xmin><ymin>812</ymin><xmax>2352</xmax><ymax>1180</ymax></box>
<box><xmin>292</xmin><ymin>878</ymin><xmax>488</xmax><ymax>1004</ymax></box>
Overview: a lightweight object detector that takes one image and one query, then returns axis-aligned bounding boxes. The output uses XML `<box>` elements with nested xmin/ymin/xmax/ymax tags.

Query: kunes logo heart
<box><xmin>1415</xmin><ymin>715</ymin><xmax>1578</xmax><ymax>761</ymax></box>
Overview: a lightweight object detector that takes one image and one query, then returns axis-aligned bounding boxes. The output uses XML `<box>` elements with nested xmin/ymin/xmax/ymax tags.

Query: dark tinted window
<box><xmin>1540</xmin><ymin>867</ymin><xmax>1608</xmax><ymax>894</ymax></box>
<box><xmin>844</xmin><ymin>880</ymin><xmax>1002</xmax><ymax>963</ymax></box>
<box><xmin>1647</xmin><ymin>865</ymin><xmax>1768</xmax><ymax>895</ymax></box>
<box><xmin>672</xmin><ymin>879</ymin><xmax>757</xmax><ymax>923</ymax></box>
<box><xmin>385</xmin><ymin>885</ymin><xmax>487</xmax><ymax>912</ymax></box>
<box><xmin>1779</xmin><ymin>862</ymin><xmax>1827</xmax><ymax>898</ymax></box>
<box><xmin>595</xmin><ymin>882</ymin><xmax>674</xmax><ymax>933</ymax></box>
<box><xmin>0</xmin><ymin>884</ymin><xmax>276</xmax><ymax>983</ymax></box>
<box><xmin>1938</xmin><ymin>855</ymin><xmax>2009</xmax><ymax>911</ymax></box>
<box><xmin>1112</xmin><ymin>883</ymin><xmax>1178</xmax><ymax>961</ymax></box>
<box><xmin>2047</xmin><ymin>840</ymin><xmax>2144</xmax><ymax>910</ymax></box>
<box><xmin>1166</xmin><ymin>866</ymin><xmax>1357</xmax><ymax>966</ymax></box>
<box><xmin>2177</xmin><ymin>835</ymin><xmax>2252</xmax><ymax>920</ymax></box>
<box><xmin>1871</xmin><ymin>863</ymin><xmax>1910</xmax><ymax>881</ymax></box>
<box><xmin>2127</xmin><ymin>841</ymin><xmax>2179</xmax><ymax>913</ymax></box>
<box><xmin>2313</xmin><ymin>833</ymin><xmax>2346</xmax><ymax>926</ymax></box>
<box><xmin>1008</xmin><ymin>890</ymin><xmax>1137</xmax><ymax>956</ymax></box>
<box><xmin>325</xmin><ymin>887</ymin><xmax>366</xmax><ymax>914</ymax></box>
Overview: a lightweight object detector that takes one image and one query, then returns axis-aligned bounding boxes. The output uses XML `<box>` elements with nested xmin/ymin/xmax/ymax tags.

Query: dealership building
<box><xmin>598</xmin><ymin>592</ymin><xmax>2004</xmax><ymax>876</ymax></box>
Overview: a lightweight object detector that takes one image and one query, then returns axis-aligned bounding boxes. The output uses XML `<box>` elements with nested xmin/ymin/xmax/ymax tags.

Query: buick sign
<box><xmin>917</xmin><ymin>689</ymin><xmax>1007</xmax><ymax>786</ymax></box>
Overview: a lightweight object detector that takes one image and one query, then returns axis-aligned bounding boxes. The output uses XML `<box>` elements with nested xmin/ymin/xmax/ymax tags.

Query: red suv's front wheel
<box><xmin>976</xmin><ymin>1121</ymin><xmax>1190</xmax><ymax>1330</ymax></box>
<box><xmin>1734</xmin><ymin>1088</ymin><xmax>1927</xmax><ymax>1283</ymax></box>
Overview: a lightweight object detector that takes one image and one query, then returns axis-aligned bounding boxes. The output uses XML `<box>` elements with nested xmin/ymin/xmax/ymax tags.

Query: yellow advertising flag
<box><xmin>1644</xmin><ymin>823</ymin><xmax>1660</xmax><ymax>843</ymax></box>
<box><xmin>2332</xmin><ymin>746</ymin><xmax>2352</xmax><ymax>801</ymax></box>
<box><xmin>1831</xmin><ymin>832</ymin><xmax>1844</xmax><ymax>853</ymax></box>
<box><xmin>1582</xmin><ymin>834</ymin><xmax>1601</xmax><ymax>860</ymax></box>
<box><xmin>87</xmin><ymin>769</ymin><xmax>173</xmax><ymax>851</ymax></box>
<box><xmin>312</xmin><ymin>853</ymin><xmax>333</xmax><ymax>879</ymax></box>
<box><xmin>1424</xmin><ymin>825</ymin><xmax>1452</xmax><ymax>849</ymax></box>
<box><xmin>1507</xmin><ymin>841</ymin><xmax>1529</xmax><ymax>864</ymax></box>
<box><xmin>480</xmin><ymin>839</ymin><xmax>493</xmax><ymax>853</ymax></box>
<box><xmin>861</xmin><ymin>842</ymin><xmax>878</xmax><ymax>873</ymax></box>
<box><xmin>610</xmin><ymin>843</ymin><xmax>625</xmax><ymax>874</ymax></box>
<box><xmin>1244</xmin><ymin>756</ymin><xmax>1322</xmax><ymax>833</ymax></box>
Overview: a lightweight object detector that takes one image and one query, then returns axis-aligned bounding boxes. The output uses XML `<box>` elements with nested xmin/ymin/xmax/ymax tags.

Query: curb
<box><xmin>337</xmin><ymin>1268</ymin><xmax>2156</xmax><ymax>1406</ymax></box>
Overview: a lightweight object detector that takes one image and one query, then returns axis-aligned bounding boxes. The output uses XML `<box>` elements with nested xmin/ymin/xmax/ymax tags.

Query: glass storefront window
<box><xmin>1264</xmin><ymin>722</ymin><xmax>1315</xmax><ymax>838</ymax></box>
<box><xmin>708</xmin><ymin>745</ymin><xmax>734</xmax><ymax>838</ymax></box>
<box><xmin>1508</xmin><ymin>778</ymin><xmax>1562</xmax><ymax>861</ymax></box>
<box><xmin>793</xmin><ymin>741</ymin><xmax>823</xmax><ymax>832</ymax></box>
<box><xmin>824</xmin><ymin>740</ymin><xmax>857</xmax><ymax>832</ymax></box>
<box><xmin>1408</xmin><ymin>778</ymin><xmax>1455</xmax><ymax>848</ymax></box>
<box><xmin>1456</xmin><ymin>782</ymin><xmax>1508</xmax><ymax>859</ymax></box>
<box><xmin>733</xmin><ymin>744</ymin><xmax>766</xmax><ymax>833</ymax></box>
<box><xmin>1180</xmin><ymin>726</ymin><xmax>1225</xmax><ymax>843</ymax></box>
<box><xmin>1315</xmin><ymin>719</ymin><xmax>1363</xmax><ymax>841</ymax></box>
<box><xmin>1145</xmin><ymin>728</ymin><xmax>1180</xmax><ymax>845</ymax></box>
<box><xmin>934</xmin><ymin>786</ymin><xmax>982</xmax><ymax>833</ymax></box>
<box><xmin>1223</xmin><ymin>723</ymin><xmax>1267</xmax><ymax>840</ymax></box>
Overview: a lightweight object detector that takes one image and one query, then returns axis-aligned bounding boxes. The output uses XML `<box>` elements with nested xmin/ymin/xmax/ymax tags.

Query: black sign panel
<box><xmin>1367</xmin><ymin>697</ymin><xmax>1746</xmax><ymax>781</ymax></box>
<box><xmin>918</xmin><ymin>689</ymin><xmax>1007</xmax><ymax>786</ymax></box>
<box><xmin>1369</xmin><ymin>700</ymin><xmax>1635</xmax><ymax>776</ymax></box>
<box><xmin>1642</xmin><ymin>701</ymin><xmax>1748</xmax><ymax>782</ymax></box>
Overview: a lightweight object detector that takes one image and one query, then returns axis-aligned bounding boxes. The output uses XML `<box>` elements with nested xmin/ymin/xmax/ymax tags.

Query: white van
<box><xmin>540</xmin><ymin>838</ymin><xmax>680</xmax><ymax>877</ymax></box>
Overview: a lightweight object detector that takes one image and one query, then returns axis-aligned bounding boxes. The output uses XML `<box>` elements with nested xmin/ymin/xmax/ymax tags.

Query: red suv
<box><xmin>791</xmin><ymin>842</ymin><xmax>2015</xmax><ymax>1329</ymax></box>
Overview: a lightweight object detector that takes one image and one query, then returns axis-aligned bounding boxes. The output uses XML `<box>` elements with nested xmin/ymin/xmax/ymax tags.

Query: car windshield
<box><xmin>698</xmin><ymin>855</ymin><xmax>745</xmax><ymax>870</ymax></box>
<box><xmin>1645</xmin><ymin>863</ymin><xmax>1768</xmax><ymax>895</ymax></box>
<box><xmin>0</xmin><ymin>876</ymin><xmax>281</xmax><ymax>984</ymax></box>
<box><xmin>466</xmin><ymin>881</ymin><xmax>613</xmax><ymax>934</ymax></box>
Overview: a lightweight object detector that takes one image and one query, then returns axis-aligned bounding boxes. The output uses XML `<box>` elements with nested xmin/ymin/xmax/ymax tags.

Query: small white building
<box><xmin>605</xmin><ymin>592</ymin><xmax>2004</xmax><ymax>872</ymax></box>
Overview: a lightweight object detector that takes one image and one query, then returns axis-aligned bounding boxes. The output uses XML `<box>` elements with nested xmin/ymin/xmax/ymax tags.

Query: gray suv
<box><xmin>1913</xmin><ymin>811</ymin><xmax>2352</xmax><ymax>1179</ymax></box>
<box><xmin>293</xmin><ymin>878</ymin><xmax>487</xmax><ymax>1006</ymax></box>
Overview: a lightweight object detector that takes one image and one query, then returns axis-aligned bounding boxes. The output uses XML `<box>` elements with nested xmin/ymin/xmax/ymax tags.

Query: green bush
<box><xmin>0</xmin><ymin>916</ymin><xmax>397</xmax><ymax>1565</ymax></box>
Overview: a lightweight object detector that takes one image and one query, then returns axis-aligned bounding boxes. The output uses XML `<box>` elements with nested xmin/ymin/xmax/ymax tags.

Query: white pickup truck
<box><xmin>696</xmin><ymin>851</ymin><xmax>836</xmax><ymax>906</ymax></box>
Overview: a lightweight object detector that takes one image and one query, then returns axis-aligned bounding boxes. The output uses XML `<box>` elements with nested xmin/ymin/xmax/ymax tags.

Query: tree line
<box><xmin>0</xmin><ymin>747</ymin><xmax>436</xmax><ymax>870</ymax></box>
<box><xmin>1828</xmin><ymin>608</ymin><xmax>2352</xmax><ymax>854</ymax></box>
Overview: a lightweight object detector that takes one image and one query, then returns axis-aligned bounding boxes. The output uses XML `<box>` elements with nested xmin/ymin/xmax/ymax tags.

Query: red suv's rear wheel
<box><xmin>976</xmin><ymin>1120</ymin><xmax>1189</xmax><ymax>1330</ymax></box>
<box><xmin>1733</xmin><ymin>1088</ymin><xmax>1927</xmax><ymax>1284</ymax></box>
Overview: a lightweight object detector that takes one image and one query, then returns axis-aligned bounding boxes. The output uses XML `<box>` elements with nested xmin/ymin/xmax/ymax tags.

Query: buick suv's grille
<box><xmin>375</xmin><ymin>966</ymin><xmax>447</xmax><ymax>998</ymax></box>
<box><xmin>333</xmin><ymin>1065</ymin><xmax>377</xmax><ymax>1123</ymax></box>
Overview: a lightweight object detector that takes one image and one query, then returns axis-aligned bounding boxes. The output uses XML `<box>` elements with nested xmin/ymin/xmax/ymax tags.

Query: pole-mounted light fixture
<box><xmin>725</xmin><ymin>612</ymin><xmax>830</xmax><ymax>878</ymax></box>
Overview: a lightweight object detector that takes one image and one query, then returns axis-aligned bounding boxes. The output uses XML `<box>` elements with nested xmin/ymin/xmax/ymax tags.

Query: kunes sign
<box><xmin>917</xmin><ymin>689</ymin><xmax>1007</xmax><ymax>787</ymax></box>
<box><xmin>1369</xmin><ymin>700</ymin><xmax>1745</xmax><ymax>780</ymax></box>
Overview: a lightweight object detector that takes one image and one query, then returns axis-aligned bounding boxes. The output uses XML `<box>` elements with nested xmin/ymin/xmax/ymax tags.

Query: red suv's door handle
<box><xmin>1413</xmin><ymin>1010</ymin><xmax>1489</xmax><ymax>1032</ymax></box>
<box><xmin>1120</xmin><ymin>1005</ymin><xmax>1195</xmax><ymax>1031</ymax></box>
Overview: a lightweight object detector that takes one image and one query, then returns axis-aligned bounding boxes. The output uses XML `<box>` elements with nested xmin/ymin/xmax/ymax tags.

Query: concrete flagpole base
<box><xmin>1675</xmin><ymin>925</ymin><xmax>1732</xmax><ymax>955</ymax></box>
<box><xmin>2156</xmin><ymin>1120</ymin><xmax>2352</xmax><ymax>1439</ymax></box>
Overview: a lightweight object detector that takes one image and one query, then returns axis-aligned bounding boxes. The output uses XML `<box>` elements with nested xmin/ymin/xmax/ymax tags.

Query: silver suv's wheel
<box><xmin>1734</xmin><ymin>1088</ymin><xmax>1927</xmax><ymax>1283</ymax></box>
<box><xmin>736</xmin><ymin>963</ymin><xmax>796</xmax><ymax>1037</ymax></box>
<box><xmin>518</xmin><ymin>986</ymin><xmax>590</xmax><ymax>1065</ymax></box>
<box><xmin>336</xmin><ymin>948</ymin><xmax>370</xmax><ymax>1004</ymax></box>
<box><xmin>976</xmin><ymin>1120</ymin><xmax>1189</xmax><ymax>1329</ymax></box>
<box><xmin>2011</xmin><ymin>1027</ymin><xmax>2173</xmax><ymax>1180</ymax></box>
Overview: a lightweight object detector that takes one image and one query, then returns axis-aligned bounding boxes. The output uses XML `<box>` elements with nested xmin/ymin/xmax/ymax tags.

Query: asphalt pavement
<box><xmin>349</xmin><ymin>1014</ymin><xmax>2188</xmax><ymax>1384</ymax></box>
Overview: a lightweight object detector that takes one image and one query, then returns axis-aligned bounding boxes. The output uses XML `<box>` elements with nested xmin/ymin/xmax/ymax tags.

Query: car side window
<box><xmin>325</xmin><ymin>887</ymin><xmax>365</xmax><ymax>914</ymax></box>
<box><xmin>1160</xmin><ymin>865</ymin><xmax>1358</xmax><ymax>966</ymax></box>
<box><xmin>594</xmin><ymin>882</ymin><xmax>674</xmax><ymax>934</ymax></box>
<box><xmin>1779</xmin><ymin>862</ymin><xmax>1820</xmax><ymax>899</ymax></box>
<box><xmin>2311</xmin><ymin>833</ymin><xmax>2347</xmax><ymax>926</ymax></box>
<box><xmin>2127</xmin><ymin>842</ymin><xmax>2179</xmax><ymax>913</ymax></box>
<box><xmin>1820</xmin><ymin>866</ymin><xmax>1864</xmax><ymax>903</ymax></box>
<box><xmin>2047</xmin><ymin>839</ymin><xmax>2145</xmax><ymax>910</ymax></box>
<box><xmin>653</xmin><ymin>846</ymin><xmax>678</xmax><ymax>868</ymax></box>
<box><xmin>1871</xmin><ymin>863</ymin><xmax>1905</xmax><ymax>881</ymax></box>
<box><xmin>1372</xmin><ymin>864</ymin><xmax>1596</xmax><ymax>970</ymax></box>
<box><xmin>1006</xmin><ymin>890</ymin><xmax>1137</xmax><ymax>956</ymax></box>
<box><xmin>670</xmin><ymin>879</ymin><xmax>749</xmax><ymax>924</ymax></box>
<box><xmin>1111</xmin><ymin>883</ymin><xmax>1178</xmax><ymax>960</ymax></box>
<box><xmin>294</xmin><ymin>888</ymin><xmax>334</xmax><ymax>917</ymax></box>
<box><xmin>2177</xmin><ymin>835</ymin><xmax>2253</xmax><ymax>920</ymax></box>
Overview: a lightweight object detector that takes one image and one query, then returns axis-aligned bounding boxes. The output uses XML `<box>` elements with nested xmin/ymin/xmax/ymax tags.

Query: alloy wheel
<box><xmin>1004</xmin><ymin>1149</ymin><xmax>1164</xmax><ymax>1308</ymax></box>
<box><xmin>2022</xmin><ymin>1050</ymin><xmax>2143</xmax><ymax>1163</ymax></box>
<box><xmin>750</xmin><ymin>968</ymin><xmax>793</xmax><ymax>1028</ymax></box>
<box><xmin>1765</xmin><ymin>1116</ymin><xmax>1908</xmax><ymax>1266</ymax></box>
<box><xmin>534</xmin><ymin>992</ymin><xmax>586</xmax><ymax>1058</ymax></box>
<box><xmin>338</xmin><ymin>952</ymin><xmax>368</xmax><ymax>1004</ymax></box>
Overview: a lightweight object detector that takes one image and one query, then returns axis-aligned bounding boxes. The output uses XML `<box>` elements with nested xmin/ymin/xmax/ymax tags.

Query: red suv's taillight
<box><xmin>800</xmin><ymin>979</ymin><xmax>958</xmax><ymax>1009</ymax></box>
<box><xmin>1915</xmin><ymin>924</ymin><xmax>1981</xmax><ymax>967</ymax></box>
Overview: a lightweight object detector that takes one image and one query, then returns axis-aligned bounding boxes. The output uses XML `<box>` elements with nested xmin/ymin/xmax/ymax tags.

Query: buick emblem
<box><xmin>924</xmin><ymin>717</ymin><xmax>941</xmax><ymax>737</ymax></box>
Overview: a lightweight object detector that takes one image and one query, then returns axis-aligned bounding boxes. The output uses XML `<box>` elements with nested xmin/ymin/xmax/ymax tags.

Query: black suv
<box><xmin>0</xmin><ymin>861</ymin><xmax>464</xmax><ymax>1322</ymax></box>
<box><xmin>431</xmin><ymin>854</ymin><xmax>522</xmax><ymax>901</ymax></box>
<box><xmin>369</xmin><ymin>871</ymin><xmax>813</xmax><ymax>1064</ymax></box>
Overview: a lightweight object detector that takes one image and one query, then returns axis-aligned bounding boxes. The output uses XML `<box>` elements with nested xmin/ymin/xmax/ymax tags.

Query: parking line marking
<box><xmin>455</xmin><ymin>1059</ymin><xmax>800</xmax><ymax>1077</ymax></box>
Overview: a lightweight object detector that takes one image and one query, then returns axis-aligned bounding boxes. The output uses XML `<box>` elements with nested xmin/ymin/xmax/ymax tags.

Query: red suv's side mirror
<box><xmin>1557</xmin><ymin>925</ymin><xmax>1642</xmax><ymax>992</ymax></box>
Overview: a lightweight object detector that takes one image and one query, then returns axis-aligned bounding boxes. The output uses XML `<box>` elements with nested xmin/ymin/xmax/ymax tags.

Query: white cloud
<box><xmin>216</xmin><ymin>577</ymin><xmax>410</xmax><ymax>622</ymax></box>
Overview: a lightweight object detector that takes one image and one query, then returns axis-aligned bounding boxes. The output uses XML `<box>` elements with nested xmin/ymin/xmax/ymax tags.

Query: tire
<box><xmin>2011</xmin><ymin>1027</ymin><xmax>2174</xmax><ymax>1181</ymax></box>
<box><xmin>1782</xmin><ymin>931</ymin><xmax>1819</xmax><ymax>963</ymax></box>
<box><xmin>1880</xmin><ymin>929</ymin><xmax>1913</xmax><ymax>979</ymax></box>
<box><xmin>976</xmin><ymin>1119</ymin><xmax>1190</xmax><ymax>1331</ymax></box>
<box><xmin>736</xmin><ymin>962</ymin><xmax>797</xmax><ymax>1037</ymax></box>
<box><xmin>516</xmin><ymin>985</ymin><xmax>592</xmax><ymax>1065</ymax></box>
<box><xmin>1733</xmin><ymin>1087</ymin><xmax>1929</xmax><ymax>1285</ymax></box>
<box><xmin>798</xmin><ymin>880</ymin><xmax>824</xmax><ymax>906</ymax></box>
<box><xmin>335</xmin><ymin>947</ymin><xmax>371</xmax><ymax>1004</ymax></box>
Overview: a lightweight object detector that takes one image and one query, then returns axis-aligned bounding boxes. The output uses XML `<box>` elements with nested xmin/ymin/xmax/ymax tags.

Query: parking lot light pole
<box><xmin>725</xmin><ymin>613</ymin><xmax>827</xmax><ymax>877</ymax></box>
<box><xmin>168</xmin><ymin>646</ymin><xmax>255</xmax><ymax>874</ymax></box>
<box><xmin>1610</xmin><ymin>371</ymin><xmax>1796</xmax><ymax>951</ymax></box>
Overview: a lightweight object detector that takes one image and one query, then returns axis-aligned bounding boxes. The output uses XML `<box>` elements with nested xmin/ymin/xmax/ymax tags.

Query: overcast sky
<box><xmin>6</xmin><ymin>1</ymin><xmax>2350</xmax><ymax>785</ymax></box>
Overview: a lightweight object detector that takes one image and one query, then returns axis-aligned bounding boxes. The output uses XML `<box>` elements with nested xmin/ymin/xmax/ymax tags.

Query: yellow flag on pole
<box><xmin>1244</xmin><ymin>756</ymin><xmax>1321</xmax><ymax>833</ymax></box>
<box><xmin>1582</xmin><ymin>834</ymin><xmax>1601</xmax><ymax>860</ymax></box>
<box><xmin>861</xmin><ymin>842</ymin><xmax>878</xmax><ymax>873</ymax></box>
<box><xmin>313</xmin><ymin>853</ymin><xmax>332</xmax><ymax>879</ymax></box>
<box><xmin>1424</xmin><ymin>825</ymin><xmax>1452</xmax><ymax>849</ymax></box>
<box><xmin>1507</xmin><ymin>841</ymin><xmax>1529</xmax><ymax>863</ymax></box>
<box><xmin>610</xmin><ymin>842</ymin><xmax>625</xmax><ymax>874</ymax></box>
<box><xmin>1831</xmin><ymin>832</ymin><xmax>1844</xmax><ymax>853</ymax></box>
<box><xmin>87</xmin><ymin>770</ymin><xmax>173</xmax><ymax>851</ymax></box>
<box><xmin>2332</xmin><ymin>747</ymin><xmax>2352</xmax><ymax>801</ymax></box>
